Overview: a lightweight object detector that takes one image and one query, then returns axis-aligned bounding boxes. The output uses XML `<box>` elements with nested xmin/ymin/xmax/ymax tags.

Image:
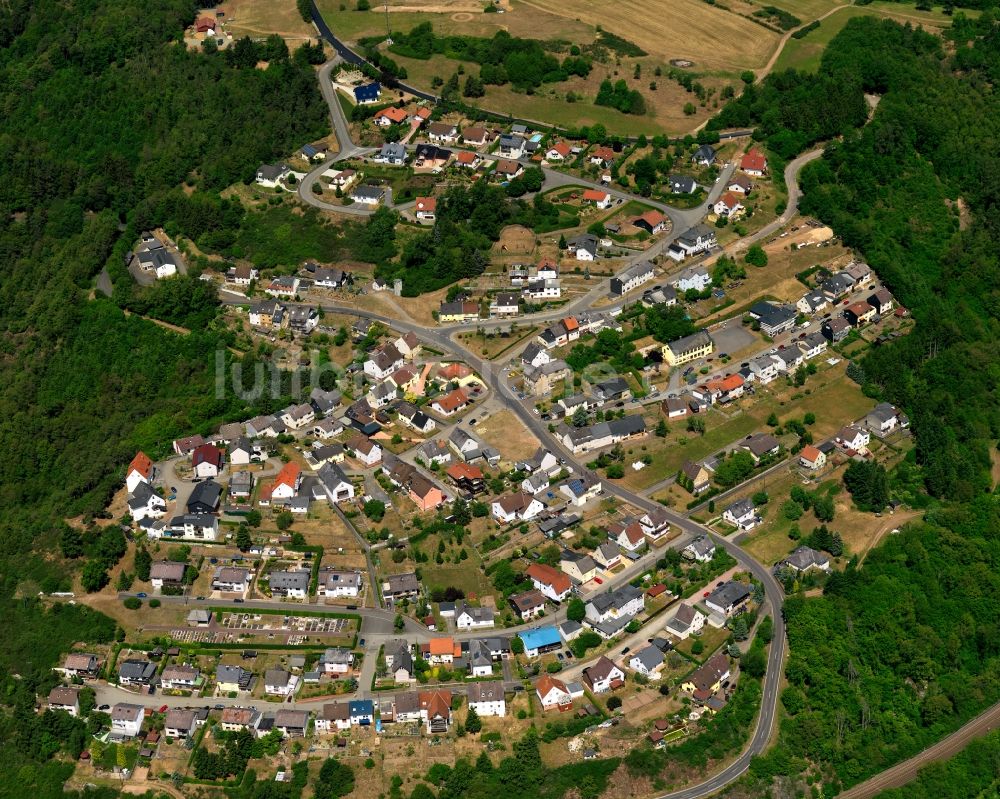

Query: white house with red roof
<box><xmin>609</xmin><ymin>519</ymin><xmax>646</xmax><ymax>552</ymax></box>
<box><xmin>262</xmin><ymin>462</ymin><xmax>301</xmax><ymax>504</ymax></box>
<box><xmin>545</xmin><ymin>141</ymin><xmax>571</xmax><ymax>161</ymax></box>
<box><xmin>740</xmin><ymin>148</ymin><xmax>768</xmax><ymax>177</ymax></box>
<box><xmin>191</xmin><ymin>444</ymin><xmax>224</xmax><ymax>479</ymax></box>
<box><xmin>414</xmin><ymin>197</ymin><xmax>437</xmax><ymax>221</ymax></box>
<box><xmin>582</xmin><ymin>188</ymin><xmax>612</xmax><ymax>209</ymax></box>
<box><xmin>525</xmin><ymin>563</ymin><xmax>572</xmax><ymax>602</ymax></box>
<box><xmin>713</xmin><ymin>192</ymin><xmax>744</xmax><ymax>218</ymax></box>
<box><xmin>374</xmin><ymin>107</ymin><xmax>408</xmax><ymax>127</ymax></box>
<box><xmin>126</xmin><ymin>452</ymin><xmax>155</xmax><ymax>493</ymax></box>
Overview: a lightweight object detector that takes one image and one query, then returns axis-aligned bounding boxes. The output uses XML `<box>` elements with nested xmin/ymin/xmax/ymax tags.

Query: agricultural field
<box><xmin>219</xmin><ymin>0</ymin><xmax>319</xmax><ymax>44</ymax></box>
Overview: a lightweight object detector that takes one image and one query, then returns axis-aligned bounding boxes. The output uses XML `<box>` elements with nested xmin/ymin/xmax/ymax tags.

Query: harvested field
<box><xmin>474</xmin><ymin>409</ymin><xmax>541</xmax><ymax>462</ymax></box>
<box><xmin>219</xmin><ymin>0</ymin><xmax>318</xmax><ymax>43</ymax></box>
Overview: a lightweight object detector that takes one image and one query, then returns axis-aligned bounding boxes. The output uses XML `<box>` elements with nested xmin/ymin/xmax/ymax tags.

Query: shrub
<box><xmin>123</xmin><ymin>597</ymin><xmax>142</xmax><ymax>610</ymax></box>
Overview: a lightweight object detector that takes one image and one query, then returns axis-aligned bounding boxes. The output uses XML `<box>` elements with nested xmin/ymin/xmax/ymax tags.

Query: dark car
<box><xmin>233</xmin><ymin>598</ymin><xmax>244</xmax><ymax>603</ymax></box>
<box><xmin>98</xmin><ymin>704</ymin><xmax>110</xmax><ymax>711</ymax></box>
<box><xmin>136</xmin><ymin>592</ymin><xmax>147</xmax><ymax>598</ymax></box>
<box><xmin>196</xmin><ymin>596</ymin><xmax>205</xmax><ymax>601</ymax></box>
<box><xmin>359</xmin><ymin>639</ymin><xmax>366</xmax><ymax>647</ymax></box>
<box><xmin>214</xmin><ymin>704</ymin><xmax>225</xmax><ymax>710</ymax></box>
<box><xmin>622</xmin><ymin>646</ymin><xmax>631</xmax><ymax>655</ymax></box>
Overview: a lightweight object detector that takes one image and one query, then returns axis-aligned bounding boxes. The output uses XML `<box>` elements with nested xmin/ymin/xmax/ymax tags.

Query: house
<box><xmin>673</xmin><ymin>265</ymin><xmax>712</xmax><ymax>294</ymax></box>
<box><xmin>128</xmin><ymin>482</ymin><xmax>167</xmax><ymax>521</ymax></box>
<box><xmin>545</xmin><ymin>140</ymin><xmax>571</xmax><ymax>161</ymax></box>
<box><xmin>727</xmin><ymin>173</ymin><xmax>754</xmax><ymax>195</ymax></box>
<box><xmin>593</xmin><ymin>376</ymin><xmax>631</xmax><ymax>403</ymax></box>
<box><xmin>740</xmin><ymin>148</ymin><xmax>768</xmax><ymax>176</ymax></box>
<box><xmin>228</xmin><ymin>438</ymin><xmax>256</xmax><ymax>466</ymax></box>
<box><xmin>592</xmin><ymin>541</ymin><xmax>622</xmax><ymax>570</ymax></box>
<box><xmin>382</xmin><ymin>457</ymin><xmax>446</xmax><ymax>512</ymax></box>
<box><xmin>449</xmin><ymin>427</ymin><xmax>483</xmax><ymax>461</ymax></box>
<box><xmin>48</xmin><ymin>686</ymin><xmax>80</xmax><ymax>716</ymax></box>
<box><xmin>414</xmin><ymin>196</ymin><xmax>437</xmax><ymax>222</ymax></box>
<box><xmin>868</xmin><ymin>289</ymin><xmax>894</xmax><ymax>315</ymax></box>
<box><xmin>264</xmin><ymin>669</ymin><xmax>294</xmax><ymax>696</ymax></box>
<box><xmin>797</xmin><ymin>291</ymin><xmax>829</xmax><ymax>315</ymax></box>
<box><xmin>195</xmin><ymin>15</ymin><xmax>217</xmax><ymax>34</ymax></box>
<box><xmin>411</xmin><ymin>106</ymin><xmax>432</xmax><ymax>125</ymax></box>
<box><xmin>185</xmin><ymin>478</ymin><xmax>221</xmax><ymax>513</ymax></box>
<box><xmin>220</xmin><ymin>707</ymin><xmax>262</xmax><ymax>733</ymax></box>
<box><xmin>353</xmin><ymin>81</ymin><xmax>381</xmax><ymax>104</ymax></box>
<box><xmin>269</xmin><ymin>570</ymin><xmax>311</xmax><ymax>599</ymax></box>
<box><xmin>668</xmin><ymin>224</ymin><xmax>717</xmax><ymax>261</ymax></box>
<box><xmin>126</xmin><ymin>451</ymin><xmax>155</xmax><ymax>493</ymax></box>
<box><xmin>666</xmin><ymin>603</ymin><xmax>706</xmax><ymax>640</ymax></box>
<box><xmin>611</xmin><ymin>260</ymin><xmax>655</xmax><ymax>296</ymax></box>
<box><xmin>522</xmin><ymin>358</ymin><xmax>570</xmax><ymax>396</ymax></box>
<box><xmin>510</xmin><ymin>589</ymin><xmax>546</xmax><ymax>620</ymax></box>
<box><xmin>396</xmin><ymin>402</ymin><xmax>435</xmax><ymax>434</ymax></box>
<box><xmin>681</xmin><ymin>652</ymin><xmax>731</xmax><ymax>698</ymax></box>
<box><xmin>320</xmin><ymin>647</ymin><xmax>354</xmax><ymax>676</ymax></box>
<box><xmin>836</xmin><ymin>425</ymin><xmax>870</xmax><ymax>452</ymax></box>
<box><xmin>582</xmin><ymin>188</ymin><xmax>612</xmax><ymax>209</ymax></box>
<box><xmin>374</xmin><ymin>106</ymin><xmax>408</xmax><ymax>126</ymax></box>
<box><xmin>262</xmin><ymin>461</ymin><xmax>302</xmax><ymax>504</ymax></box>
<box><xmin>866</xmin><ymin>402</ymin><xmax>900</xmax><ymax>436</ymax></box>
<box><xmin>317</xmin><ymin>568</ymin><xmax>362</xmax><ymax>599</ymax></box>
<box><xmin>149</xmin><ymin>561</ymin><xmax>186</xmax><ymax>590</ymax></box>
<box><xmin>393</xmin><ymin>331</ymin><xmax>421</xmax><ymax>361</ymax></box>
<box><xmin>385</xmin><ymin>640</ymin><xmax>415</xmax><ymax>683</ymax></box>
<box><xmin>367</xmin><ymin>380</ymin><xmax>397</xmax><ymax>410</ymax></box>
<box><xmin>522</xmin><ymin>472</ymin><xmax>550</xmax><ymax>495</ymax></box>
<box><xmin>61</xmin><ymin>653</ymin><xmax>100</xmax><ymax>678</ymax></box>
<box><xmin>633</xmin><ymin>210</ymin><xmax>667</xmax><ymax>235</ymax></box>
<box><xmin>216</xmin><ymin>665</ymin><xmax>254</xmax><ymax>694</ymax></box>
<box><xmin>522</xmin><ymin>278</ymin><xmax>561</xmax><ymax>300</ymax></box>
<box><xmin>314</xmin><ymin>462</ymin><xmax>355</xmax><ymax>505</ymax></box>
<box><xmin>668</xmin><ymin>175</ymin><xmax>697</xmax><ymax>194</ymax></box>
<box><xmin>248</xmin><ymin>301</ymin><xmax>285</xmax><ymax>329</ymax></box>
<box><xmin>347</xmin><ymin>435</ymin><xmax>382</xmax><ymax>466</ymax></box>
<box><xmin>118</xmin><ymin>659</ymin><xmax>157</xmax><ymax>686</ymax></box>
<box><xmin>491</xmin><ymin>491</ymin><xmax>544</xmax><ymax>524</ymax></box>
<box><xmin>723</xmin><ymin>498</ymin><xmax>758</xmax><ymax>531</ymax></box>
<box><xmin>350</xmin><ymin>699</ymin><xmax>375</xmax><ymax>726</ymax></box>
<box><xmin>173</xmin><ymin>434</ymin><xmax>206</xmax><ymax>457</ymax></box>
<box><xmin>704</xmin><ymin>581</ymin><xmax>752</xmax><ymax>617</ymax></box>
<box><xmin>526</xmin><ymin>564</ymin><xmax>572</xmax><ymax>602</ymax></box>
<box><xmin>161</xmin><ymin>664</ymin><xmax>200</xmax><ymax>690</ymax></box>
<box><xmin>364</xmin><ymin>343</ymin><xmax>405</xmax><ymax>381</ymax></box>
<box><xmin>438</xmin><ymin>301</ymin><xmax>480</xmax><ymax>323</ymax></box>
<box><xmin>382</xmin><ymin>572</ymin><xmax>420</xmax><ymax>603</ymax></box>
<box><xmin>275</xmin><ymin>709</ymin><xmax>310</xmax><ymax>738</ymax></box>
<box><xmin>326</xmin><ymin>168</ymin><xmax>357</xmax><ymax>189</ymax></box>
<box><xmin>681</xmin><ymin>460</ymin><xmax>712</xmax><ymax>494</ymax></box>
<box><xmin>661</xmin><ymin>397</ymin><xmax>688</xmax><ymax>425</ymax></box>
<box><xmin>588</xmin><ymin>145</ymin><xmax>616</xmax><ymax>167</ymax></box>
<box><xmin>490</xmin><ymin>291</ymin><xmax>520</xmax><ymax>316</ymax></box>
<box><xmin>191</xmin><ymin>443</ymin><xmax>224</xmax><ymax>479</ymax></box>
<box><xmin>161</xmin><ymin>513</ymin><xmax>219</xmax><ymax>541</ymax></box>
<box><xmin>351</xmin><ymin>185</ymin><xmax>386</xmax><ymax>205</ymax></box>
<box><xmin>311</xmin><ymin>265</ymin><xmax>349</xmax><ymax>288</ymax></box>
<box><xmin>779</xmin><ymin>546</ymin><xmax>832</xmax><ymax>573</ymax></box>
<box><xmin>566</xmin><ymin>233</ymin><xmax>598</xmax><ymax>261</ymax></box>
<box><xmin>798</xmin><ymin>332</ymin><xmax>828</xmax><ymax>359</ymax></box>
<box><xmin>606</xmin><ymin>518</ymin><xmax>645</xmax><ymax>553</ymax></box>
<box><xmin>519</xmin><ymin>626</ymin><xmax>562</xmax><ymax>658</ymax></box>
<box><xmin>456</xmin><ymin>149</ymin><xmax>482</xmax><ymax>168</ymax></box>
<box><xmin>844</xmin><ymin>300</ymin><xmax>877</xmax><ymax>328</ymax></box>
<box><xmin>586</xmin><ymin>584</ymin><xmax>644</xmax><ymax>626</ymax></box>
<box><xmin>461</xmin><ymin>126</ymin><xmax>489</xmax><ymax>146</ymax></box>
<box><xmin>740</xmin><ymin>432</ymin><xmax>781</xmax><ymax>463</ymax></box>
<box><xmin>212</xmin><ymin>566</ymin><xmax>252</xmax><ymax>594</ymax></box>
<box><xmin>497</xmin><ymin>134</ymin><xmax>525</xmax><ymax>158</ymax></box>
<box><xmin>643</xmin><ymin>284</ymin><xmax>678</xmax><ymax>308</ymax></box>
<box><xmin>445</xmin><ymin>462</ymin><xmax>485</xmax><ymax>494</ymax></box>
<box><xmin>559</xmin><ymin>474</ymin><xmax>603</xmax><ymax>507</ymax></box>
<box><xmin>583</xmin><ymin>656</ymin><xmax>625</xmax><ymax>693</ymax></box>
<box><xmin>536</xmin><ymin>675</ymin><xmax>574</xmax><ymax>711</ymax></box>
<box><xmin>431</xmin><ymin>388</ymin><xmax>470</xmax><ymax>417</ymax></box>
<box><xmin>494</xmin><ymin>158</ymin><xmax>524</xmax><ymax>180</ymax></box>
<box><xmin>662</xmin><ymin>330</ymin><xmax>713</xmax><ymax>367</ymax></box>
<box><xmin>456</xmin><ymin>602</ymin><xmax>495</xmax><ymax>630</ymax></box>
<box><xmin>418</xmin><ymin>690</ymin><xmax>451</xmax><ymax>733</ymax></box>
<box><xmin>630</xmin><ymin>646</ymin><xmax>665</xmax><ymax>679</ymax></box>
<box><xmin>561</xmin><ymin>415</ymin><xmax>646</xmax><ymax>455</ymax></box>
<box><xmin>280</xmin><ymin>402</ymin><xmax>316</xmax><ymax>430</ymax></box>
<box><xmin>426</xmin><ymin>637</ymin><xmax>461</xmax><ymax>665</ymax></box>
<box><xmin>713</xmin><ymin>192</ymin><xmax>744</xmax><ymax>218</ymax></box>
<box><xmin>288</xmin><ymin>306</ymin><xmax>319</xmax><ymax>335</ymax></box>
<box><xmin>749</xmin><ymin>301</ymin><xmax>797</xmax><ymax>337</ymax></box>
<box><xmin>845</xmin><ymin>261</ymin><xmax>872</xmax><ymax>283</ymax></box>
<box><xmin>187</xmin><ymin>608</ymin><xmax>212</xmax><ymax>627</ymax></box>
<box><xmin>110</xmin><ymin>704</ymin><xmax>145</xmax><ymax>738</ymax></box>
<box><xmin>683</xmin><ymin>535</ymin><xmax>716</xmax><ymax>563</ymax></box>
<box><xmin>265</xmin><ymin>276</ymin><xmax>299</xmax><ymax>299</ymax></box>
<box><xmin>468</xmin><ymin>681</ymin><xmax>506</xmax><ymax>717</ymax></box>
<box><xmin>798</xmin><ymin>444</ymin><xmax>826</xmax><ymax>470</ymax></box>
<box><xmin>692</xmin><ymin>144</ymin><xmax>716</xmax><ymax>165</ymax></box>
<box><xmin>560</xmin><ymin>550</ymin><xmax>598</xmax><ymax>584</ymax></box>
<box><xmin>256</xmin><ymin>163</ymin><xmax>290</xmax><ymax>188</ymax></box>
<box><xmin>822</xmin><ymin>317</ymin><xmax>851</xmax><ymax>342</ymax></box>
<box><xmin>822</xmin><ymin>272</ymin><xmax>855</xmax><ymax>298</ymax></box>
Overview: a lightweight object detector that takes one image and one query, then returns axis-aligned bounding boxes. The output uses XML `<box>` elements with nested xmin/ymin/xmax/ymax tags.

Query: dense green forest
<box><xmin>0</xmin><ymin>0</ymin><xmax>330</xmax><ymax>793</ymax></box>
<box><xmin>873</xmin><ymin>730</ymin><xmax>1000</xmax><ymax>798</ymax></box>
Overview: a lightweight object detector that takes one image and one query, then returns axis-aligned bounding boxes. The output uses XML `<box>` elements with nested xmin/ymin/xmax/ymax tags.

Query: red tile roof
<box><xmin>740</xmin><ymin>148</ymin><xmax>768</xmax><ymax>172</ymax></box>
<box><xmin>191</xmin><ymin>444</ymin><xmax>223</xmax><ymax>469</ymax></box>
<box><xmin>526</xmin><ymin>563</ymin><xmax>571</xmax><ymax>594</ymax></box>
<box><xmin>128</xmin><ymin>451</ymin><xmax>153</xmax><ymax>479</ymax></box>
<box><xmin>799</xmin><ymin>444</ymin><xmax>823</xmax><ymax>463</ymax></box>
<box><xmin>433</xmin><ymin>388</ymin><xmax>469</xmax><ymax>414</ymax></box>
<box><xmin>582</xmin><ymin>189</ymin><xmax>610</xmax><ymax>202</ymax></box>
<box><xmin>271</xmin><ymin>461</ymin><xmax>301</xmax><ymax>491</ymax></box>
<box><xmin>375</xmin><ymin>107</ymin><xmax>408</xmax><ymax>124</ymax></box>
<box><xmin>446</xmin><ymin>462</ymin><xmax>483</xmax><ymax>481</ymax></box>
<box><xmin>415</xmin><ymin>197</ymin><xmax>436</xmax><ymax>212</ymax></box>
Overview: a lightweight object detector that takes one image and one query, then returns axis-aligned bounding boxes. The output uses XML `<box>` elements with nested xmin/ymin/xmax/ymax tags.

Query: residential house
<box><xmin>382</xmin><ymin>572</ymin><xmax>420</xmax><ymax>603</ymax></box>
<box><xmin>588</xmin><ymin>145</ymin><xmax>616</xmax><ymax>167</ymax></box>
<box><xmin>347</xmin><ymin>435</ymin><xmax>382</xmax><ymax>466</ymax></box>
<box><xmin>561</xmin><ymin>415</ymin><xmax>646</xmax><ymax>454</ymax></box>
<box><xmin>418</xmin><ymin>690</ymin><xmax>451</xmax><ymax>733</ymax></box>
<box><xmin>317</xmin><ymin>568</ymin><xmax>362</xmax><ymax>598</ymax></box>
<box><xmin>668</xmin><ymin>175</ymin><xmax>697</xmax><ymax>194</ymax></box>
<box><xmin>248</xmin><ymin>301</ymin><xmax>285</xmax><ymax>330</ymax></box>
<box><xmin>497</xmin><ymin>134</ymin><xmax>525</xmax><ymax>158</ymax></box>
<box><xmin>798</xmin><ymin>444</ymin><xmax>826</xmax><ymax>470</ymax></box>
<box><xmin>836</xmin><ymin>424</ymin><xmax>870</xmax><ymax>452</ymax></box>
<box><xmin>426</xmin><ymin>122</ymin><xmax>459</xmax><ymax>143</ymax></box>
<box><xmin>583</xmin><ymin>656</ymin><xmax>625</xmax><ymax>693</ymax></box>
<box><xmin>662</xmin><ymin>330</ymin><xmax>713</xmax><ymax>367</ymax></box>
<box><xmin>255</xmin><ymin>163</ymin><xmax>290</xmax><ymax>188</ymax></box>
<box><xmin>385</xmin><ymin>640</ymin><xmax>415</xmax><ymax>683</ymax></box>
<box><xmin>288</xmin><ymin>305</ymin><xmax>319</xmax><ymax>335</ymax></box>
<box><xmin>704</xmin><ymin>581</ymin><xmax>752</xmax><ymax>617</ymax></box>
<box><xmin>713</xmin><ymin>192</ymin><xmax>744</xmax><ymax>218</ymax></box>
<box><xmin>723</xmin><ymin>498</ymin><xmax>758</xmax><ymax>531</ymax></box>
<box><xmin>727</xmin><ymin>173</ymin><xmax>754</xmax><ymax>194</ymax></box>
<box><xmin>566</xmin><ymin>233</ymin><xmax>598</xmax><ymax>261</ymax></box>
<box><xmin>522</xmin><ymin>471</ymin><xmax>551</xmax><ymax>495</ymax></box>
<box><xmin>822</xmin><ymin>272</ymin><xmax>855</xmax><ymax>298</ymax></box>
<box><xmin>431</xmin><ymin>388</ymin><xmax>471</xmax><ymax>417</ymax></box>
<box><xmin>173</xmin><ymin>435</ymin><xmax>206</xmax><ymax>457</ymax></box>
<box><xmin>353</xmin><ymin>81</ymin><xmax>381</xmax><ymax>104</ymax></box>
<box><xmin>461</xmin><ymin>126</ymin><xmax>488</xmax><ymax>146</ymax></box>
<box><xmin>522</xmin><ymin>358</ymin><xmax>570</xmax><ymax>396</ymax></box>
<box><xmin>455</xmin><ymin>149</ymin><xmax>482</xmax><ymax>168</ymax></box>
<box><xmin>682</xmin><ymin>535</ymin><xmax>716</xmax><ymax>563</ymax></box>
<box><xmin>667</xmin><ymin>224</ymin><xmax>716</xmax><ymax>261</ymax></box>
<box><xmin>822</xmin><ymin>317</ymin><xmax>851</xmax><ymax>343</ymax></box>
<box><xmin>212</xmin><ymin>566</ymin><xmax>252</xmax><ymax>594</ymax></box>
<box><xmin>468</xmin><ymin>681</ymin><xmax>506</xmax><ymax>717</ymax></box>
<box><xmin>586</xmin><ymin>584</ymin><xmax>643</xmax><ymax>625</ymax></box>
<box><xmin>642</xmin><ymin>283</ymin><xmax>678</xmax><ymax>307</ymax></box>
<box><xmin>519</xmin><ymin>626</ymin><xmax>562</xmax><ymax>658</ymax></box>
<box><xmin>269</xmin><ymin>570</ymin><xmax>310</xmax><ymax>599</ymax></box>
<box><xmin>749</xmin><ymin>301</ymin><xmax>797</xmax><ymax>337</ymax></box>
<box><xmin>868</xmin><ymin>289</ymin><xmax>894</xmax><ymax>315</ymax></box>
<box><xmin>265</xmin><ymin>276</ymin><xmax>299</xmax><ymax>298</ymax></box>
<box><xmin>162</xmin><ymin>513</ymin><xmax>219</xmax><ymax>541</ymax></box>
<box><xmin>280</xmin><ymin>403</ymin><xmax>316</xmax><ymax>430</ymax></box>
<box><xmin>662</xmin><ymin>396</ymin><xmax>689</xmax><ymax>420</ymax></box>
<box><xmin>681</xmin><ymin>652</ymin><xmax>731</xmax><ymax>701</ymax></box>
<box><xmin>216</xmin><ymin>665</ymin><xmax>254</xmax><ymax>694</ymax></box>
<box><xmin>673</xmin><ymin>265</ymin><xmax>712</xmax><ymax>294</ymax></box>
<box><xmin>749</xmin><ymin>353</ymin><xmax>779</xmax><ymax>384</ymax></box>
<box><xmin>110</xmin><ymin>703</ymin><xmax>145</xmax><ymax>738</ymax></box>
<box><xmin>740</xmin><ymin>148</ymin><xmax>768</xmax><ymax>176</ymax></box>
<box><xmin>798</xmin><ymin>332</ymin><xmax>828</xmax><ymax>359</ymax></box>
<box><xmin>666</xmin><ymin>603</ymin><xmax>706</xmax><ymax>640</ymax></box>
<box><xmin>438</xmin><ymin>301</ymin><xmax>480</xmax><ymax>323</ymax></box>
<box><xmin>315</xmin><ymin>462</ymin><xmax>355</xmax><ymax>505</ymax></box>
<box><xmin>797</xmin><ymin>291</ymin><xmax>830</xmax><ymax>315</ymax></box>
<box><xmin>414</xmin><ymin>196</ymin><xmax>437</xmax><ymax>221</ymax></box>
<box><xmin>394</xmin><ymin>332</ymin><xmax>422</xmax><ymax>360</ymax></box>
<box><xmin>149</xmin><ymin>561</ymin><xmax>186</xmax><ymax>590</ymax></box>
<box><xmin>118</xmin><ymin>659</ymin><xmax>157</xmax><ymax>686</ymax></box>
<box><xmin>374</xmin><ymin>106</ymin><xmax>408</xmax><ymax>126</ymax></box>
<box><xmin>261</xmin><ymin>461</ymin><xmax>302</xmax><ymax>504</ymax></box>
<box><xmin>445</xmin><ymin>462</ymin><xmax>484</xmax><ymax>494</ymax></box>
<box><xmin>592</xmin><ymin>541</ymin><xmax>621</xmax><ymax>570</ymax></box>
<box><xmin>844</xmin><ymin>301</ymin><xmax>877</xmax><ymax>327</ymax></box>
<box><xmin>364</xmin><ymin>343</ymin><xmax>405</xmax><ymax>381</ymax></box>
<box><xmin>866</xmin><ymin>402</ymin><xmax>900</xmax><ymax>436</ymax></box>
<box><xmin>191</xmin><ymin>443</ymin><xmax>223</xmax><ymax>479</ymax></box>
<box><xmin>692</xmin><ymin>144</ymin><xmax>717</xmax><ymax>165</ymax></box>
<box><xmin>779</xmin><ymin>546</ymin><xmax>832</xmax><ymax>573</ymax></box>
<box><xmin>126</xmin><ymin>451</ymin><xmax>155</xmax><ymax>493</ymax></box>
<box><xmin>61</xmin><ymin>653</ymin><xmax>100</xmax><ymax>678</ymax></box>
<box><xmin>536</xmin><ymin>675</ymin><xmax>574</xmax><ymax>711</ymax></box>
<box><xmin>494</xmin><ymin>158</ymin><xmax>523</xmax><ymax>179</ymax></box>
<box><xmin>633</xmin><ymin>210</ymin><xmax>667</xmax><ymax>235</ymax></box>
<box><xmin>611</xmin><ymin>260</ymin><xmax>655</xmax><ymax>296</ymax></box>
<box><xmin>275</xmin><ymin>709</ymin><xmax>310</xmax><ymax>738</ymax></box>
<box><xmin>544</xmin><ymin>140</ymin><xmax>571</xmax><ymax>161</ymax></box>
<box><xmin>509</xmin><ymin>589</ymin><xmax>546</xmax><ymax>620</ymax></box>
<box><xmin>264</xmin><ymin>669</ymin><xmax>294</xmax><ymax>696</ymax></box>
<box><xmin>559</xmin><ymin>474</ymin><xmax>603</xmax><ymax>507</ymax></box>
<box><xmin>526</xmin><ymin>564</ymin><xmax>571</xmax><ymax>602</ymax></box>
<box><xmin>490</xmin><ymin>291</ymin><xmax>521</xmax><ymax>316</ymax></box>
<box><xmin>396</xmin><ymin>402</ymin><xmax>436</xmax><ymax>434</ymax></box>
<box><xmin>320</xmin><ymin>647</ymin><xmax>354</xmax><ymax>676</ymax></box>
<box><xmin>220</xmin><ymin>707</ymin><xmax>262</xmax><ymax>733</ymax></box>
<box><xmin>425</xmin><ymin>637</ymin><xmax>461</xmax><ymax>665</ymax></box>
<box><xmin>681</xmin><ymin>460</ymin><xmax>712</xmax><ymax>494</ymax></box>
<box><xmin>456</xmin><ymin>603</ymin><xmax>495</xmax><ymax>630</ymax></box>
<box><xmin>48</xmin><ymin>686</ymin><xmax>80</xmax><ymax>716</ymax></box>
<box><xmin>740</xmin><ymin>432</ymin><xmax>781</xmax><ymax>463</ymax></box>
<box><xmin>163</xmin><ymin>708</ymin><xmax>198</xmax><ymax>740</ymax></box>
<box><xmin>560</xmin><ymin>550</ymin><xmax>598</xmax><ymax>584</ymax></box>
<box><xmin>630</xmin><ymin>646</ymin><xmax>665</xmax><ymax>679</ymax></box>
<box><xmin>491</xmin><ymin>491</ymin><xmax>544</xmax><ymax>523</ymax></box>
<box><xmin>582</xmin><ymin>188</ymin><xmax>612</xmax><ymax>209</ymax></box>
<box><xmin>128</xmin><ymin>482</ymin><xmax>167</xmax><ymax>522</ymax></box>
<box><xmin>349</xmin><ymin>700</ymin><xmax>374</xmax><ymax>727</ymax></box>
<box><xmin>518</xmin><ymin>447</ymin><xmax>561</xmax><ymax>476</ymax></box>
<box><xmin>350</xmin><ymin>185</ymin><xmax>385</xmax><ymax>205</ymax></box>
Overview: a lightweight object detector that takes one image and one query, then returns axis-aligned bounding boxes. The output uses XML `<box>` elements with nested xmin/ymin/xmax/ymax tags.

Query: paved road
<box><xmin>836</xmin><ymin>700</ymin><xmax>1000</xmax><ymax>798</ymax></box>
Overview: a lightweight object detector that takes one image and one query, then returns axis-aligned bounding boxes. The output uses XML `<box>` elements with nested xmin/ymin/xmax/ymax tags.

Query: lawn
<box><xmin>773</xmin><ymin>3</ymin><xmax>960</xmax><ymax>72</ymax></box>
<box><xmin>456</xmin><ymin>325</ymin><xmax>540</xmax><ymax>360</ymax></box>
<box><xmin>474</xmin><ymin>409</ymin><xmax>542</xmax><ymax>463</ymax></box>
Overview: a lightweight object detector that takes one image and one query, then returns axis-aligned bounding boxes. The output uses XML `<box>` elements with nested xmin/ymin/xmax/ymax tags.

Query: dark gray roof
<box><xmin>269</xmin><ymin>570</ymin><xmax>310</xmax><ymax>592</ymax></box>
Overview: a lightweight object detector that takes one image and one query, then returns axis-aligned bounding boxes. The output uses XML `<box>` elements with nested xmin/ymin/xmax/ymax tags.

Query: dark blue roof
<box><xmin>354</xmin><ymin>82</ymin><xmax>381</xmax><ymax>102</ymax></box>
<box><xmin>350</xmin><ymin>699</ymin><xmax>374</xmax><ymax>715</ymax></box>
